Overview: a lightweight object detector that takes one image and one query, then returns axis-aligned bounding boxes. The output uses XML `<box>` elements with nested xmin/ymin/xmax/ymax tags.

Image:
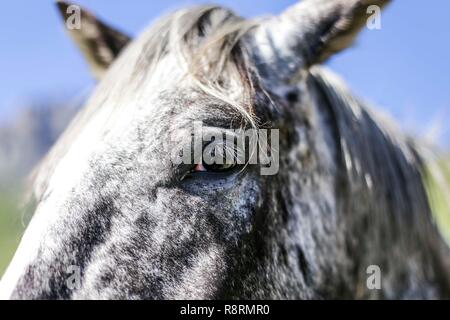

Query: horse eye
<box><xmin>192</xmin><ymin>162</ymin><xmax>236</xmax><ymax>173</ymax></box>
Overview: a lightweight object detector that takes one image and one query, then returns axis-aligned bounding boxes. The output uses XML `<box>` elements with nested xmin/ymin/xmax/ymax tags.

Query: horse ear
<box><xmin>56</xmin><ymin>0</ymin><xmax>131</xmax><ymax>80</ymax></box>
<box><xmin>253</xmin><ymin>0</ymin><xmax>390</xmax><ymax>83</ymax></box>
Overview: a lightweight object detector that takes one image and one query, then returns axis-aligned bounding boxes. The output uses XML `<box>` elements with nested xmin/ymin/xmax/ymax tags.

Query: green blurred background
<box><xmin>0</xmin><ymin>192</ymin><xmax>23</xmax><ymax>276</ymax></box>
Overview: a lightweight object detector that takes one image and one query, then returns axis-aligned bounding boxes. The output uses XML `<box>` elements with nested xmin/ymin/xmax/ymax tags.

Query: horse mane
<box><xmin>132</xmin><ymin>5</ymin><xmax>260</xmax><ymax>124</ymax></box>
<box><xmin>310</xmin><ymin>66</ymin><xmax>429</xmax><ymax>229</ymax></box>
<box><xmin>309</xmin><ymin>66</ymin><xmax>450</xmax><ymax>296</ymax></box>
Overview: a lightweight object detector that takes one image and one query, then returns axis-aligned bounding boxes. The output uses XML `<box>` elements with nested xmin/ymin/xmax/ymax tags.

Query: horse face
<box><xmin>1</xmin><ymin>42</ymin><xmax>284</xmax><ymax>299</ymax></box>
<box><xmin>1</xmin><ymin>0</ymin><xmax>390</xmax><ymax>299</ymax></box>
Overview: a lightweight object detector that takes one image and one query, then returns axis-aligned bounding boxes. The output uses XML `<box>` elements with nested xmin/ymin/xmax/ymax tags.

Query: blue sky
<box><xmin>0</xmin><ymin>0</ymin><xmax>449</xmax><ymax>146</ymax></box>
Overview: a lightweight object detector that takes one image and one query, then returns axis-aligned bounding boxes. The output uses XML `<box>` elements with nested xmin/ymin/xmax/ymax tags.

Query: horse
<box><xmin>1</xmin><ymin>0</ymin><xmax>450</xmax><ymax>299</ymax></box>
